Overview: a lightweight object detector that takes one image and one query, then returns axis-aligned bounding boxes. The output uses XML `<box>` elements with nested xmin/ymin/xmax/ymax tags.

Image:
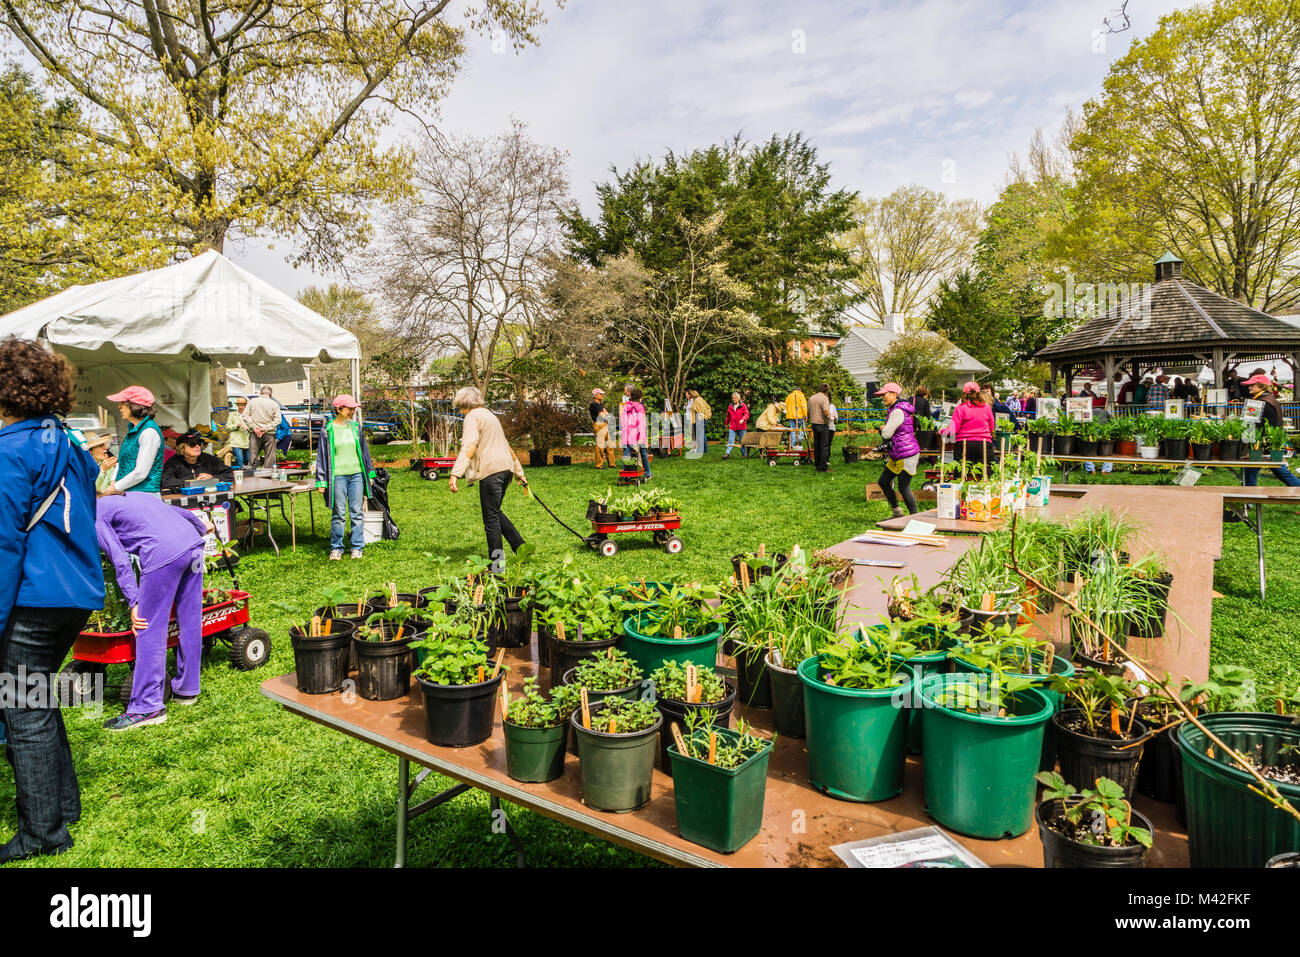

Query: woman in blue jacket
<box><xmin>0</xmin><ymin>338</ymin><xmax>104</xmax><ymax>863</ymax></box>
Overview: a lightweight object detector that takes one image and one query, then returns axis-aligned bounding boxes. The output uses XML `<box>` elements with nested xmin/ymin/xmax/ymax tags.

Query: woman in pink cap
<box><xmin>875</xmin><ymin>383</ymin><xmax>920</xmax><ymax>517</ymax></box>
<box><xmin>314</xmin><ymin>394</ymin><xmax>376</xmax><ymax>560</ymax></box>
<box><xmin>105</xmin><ymin>385</ymin><xmax>165</xmax><ymax>496</ymax></box>
<box><xmin>941</xmin><ymin>380</ymin><xmax>996</xmax><ymax>470</ymax></box>
<box><xmin>1242</xmin><ymin>374</ymin><xmax>1299</xmax><ymax>487</ymax></box>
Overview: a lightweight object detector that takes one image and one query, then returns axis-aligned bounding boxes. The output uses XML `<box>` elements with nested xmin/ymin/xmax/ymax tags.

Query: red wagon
<box><xmin>764</xmin><ymin>447</ymin><xmax>813</xmax><ymax>467</ymax></box>
<box><xmin>60</xmin><ymin>589</ymin><xmax>269</xmax><ymax>705</ymax></box>
<box><xmin>586</xmin><ymin>515</ymin><xmax>683</xmax><ymax>557</ymax></box>
<box><xmin>411</xmin><ymin>456</ymin><xmax>459</xmax><ymax>481</ymax></box>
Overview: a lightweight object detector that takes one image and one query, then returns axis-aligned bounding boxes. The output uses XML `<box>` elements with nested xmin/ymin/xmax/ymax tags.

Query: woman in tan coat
<box><xmin>448</xmin><ymin>387</ymin><xmax>529</xmax><ymax>569</ymax></box>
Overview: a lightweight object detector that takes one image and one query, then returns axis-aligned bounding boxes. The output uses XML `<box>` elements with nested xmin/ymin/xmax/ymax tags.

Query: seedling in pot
<box><xmin>503</xmin><ymin>676</ymin><xmax>581</xmax><ymax>728</ymax></box>
<box><xmin>412</xmin><ymin>618</ymin><xmax>505</xmax><ymax>686</ymax></box>
<box><xmin>1048</xmin><ymin>668</ymin><xmax>1142</xmax><ymax>738</ymax></box>
<box><xmin>652</xmin><ymin>660</ymin><xmax>727</xmax><ymax>703</ymax></box>
<box><xmin>569</xmin><ymin>648</ymin><xmax>644</xmax><ymax>692</ymax></box>
<box><xmin>364</xmin><ymin>603</ymin><xmax>417</xmax><ymax>642</ymax></box>
<box><xmin>678</xmin><ymin>712</ymin><xmax>769</xmax><ymax>769</ymax></box>
<box><xmin>1034</xmin><ymin>772</ymin><xmax>1152</xmax><ymax>849</ymax></box>
<box><xmin>817</xmin><ymin>639</ymin><xmax>906</xmax><ymax>690</ymax></box>
<box><xmin>586</xmin><ymin>696</ymin><xmax>659</xmax><ymax>734</ymax></box>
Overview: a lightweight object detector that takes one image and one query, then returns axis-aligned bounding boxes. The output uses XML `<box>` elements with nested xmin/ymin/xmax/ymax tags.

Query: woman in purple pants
<box><xmin>95</xmin><ymin>493</ymin><xmax>208</xmax><ymax>729</ymax></box>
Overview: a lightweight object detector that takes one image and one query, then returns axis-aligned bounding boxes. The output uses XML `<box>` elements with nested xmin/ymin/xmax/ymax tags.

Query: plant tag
<box><xmin>981</xmin><ymin>592</ymin><xmax>994</xmax><ymax>612</ymax></box>
<box><xmin>1043</xmin><ymin>644</ymin><xmax>1054</xmax><ymax>672</ymax></box>
<box><xmin>491</xmin><ymin>649</ymin><xmax>505</xmax><ymax>678</ymax></box>
<box><xmin>707</xmin><ymin>731</ymin><xmax>717</xmax><ymax>765</ymax></box>
<box><xmin>673</xmin><ymin>625</ymin><xmax>683</xmax><ymax>640</ymax></box>
<box><xmin>608</xmin><ymin>718</ymin><xmax>617</xmax><ymax>733</ymax></box>
<box><xmin>1278</xmin><ymin>698</ymin><xmax>1286</xmax><ymax>715</ymax></box>
<box><xmin>322</xmin><ymin>619</ymin><xmax>332</xmax><ymax>636</ymax></box>
<box><xmin>395</xmin><ymin>626</ymin><xmax>404</xmax><ymax>641</ymax></box>
<box><xmin>1110</xmin><ymin>705</ymin><xmax>1121</xmax><ymax>736</ymax></box>
<box><xmin>473</xmin><ymin>584</ymin><xmax>484</xmax><ymax>605</ymax></box>
<box><xmin>580</xmin><ymin>687</ymin><xmax>591</xmax><ymax>729</ymax></box>
<box><xmin>671</xmin><ymin>721</ymin><xmax>691</xmax><ymax>758</ymax></box>
<box><xmin>758</xmin><ymin>543</ymin><xmax>766</xmax><ymax>558</ymax></box>
<box><xmin>310</xmin><ymin>615</ymin><xmax>321</xmax><ymax>638</ymax></box>
<box><xmin>357</xmin><ymin>597</ymin><xmax>365</xmax><ymax>615</ymax></box>
<box><xmin>500</xmin><ymin>685</ymin><xmax>510</xmax><ymax>721</ymax></box>
<box><xmin>686</xmin><ymin>664</ymin><xmax>699</xmax><ymax>703</ymax></box>
<box><xmin>739</xmin><ymin>564</ymin><xmax>751</xmax><ymax>589</ymax></box>
<box><xmin>555</xmin><ymin>620</ymin><xmax>566</xmax><ymax>642</ymax></box>
<box><xmin>388</xmin><ymin>582</ymin><xmax>397</xmax><ymax>607</ymax></box>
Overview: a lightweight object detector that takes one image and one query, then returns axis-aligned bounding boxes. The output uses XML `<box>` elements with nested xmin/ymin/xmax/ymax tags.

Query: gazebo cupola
<box><xmin>1154</xmin><ymin>250</ymin><xmax>1184</xmax><ymax>282</ymax></box>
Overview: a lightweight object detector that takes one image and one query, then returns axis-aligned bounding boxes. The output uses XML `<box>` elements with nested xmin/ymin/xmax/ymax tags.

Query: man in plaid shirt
<box><xmin>1146</xmin><ymin>375</ymin><xmax>1171</xmax><ymax>409</ymax></box>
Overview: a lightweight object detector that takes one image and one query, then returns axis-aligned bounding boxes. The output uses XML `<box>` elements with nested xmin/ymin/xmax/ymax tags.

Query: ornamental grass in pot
<box><xmin>1047</xmin><ymin>668</ymin><xmax>1148</xmax><ymax>799</ymax></box>
<box><xmin>572</xmin><ymin>696</ymin><xmax>663</xmax><ymax>812</ymax></box>
<box><xmin>764</xmin><ymin>613</ymin><xmax>838</xmax><ymax>739</ymax></box>
<box><xmin>650</xmin><ymin>661</ymin><xmax>735</xmax><ymax>776</ymax></box>
<box><xmin>412</xmin><ymin>626</ymin><xmax>506</xmax><ymax>747</ymax></box>
<box><xmin>622</xmin><ymin>581</ymin><xmax>725</xmax><ymax>674</ymax></box>
<box><xmin>501</xmin><ymin>677</ymin><xmax>582</xmax><ymax>783</ymax></box>
<box><xmin>1034</xmin><ymin>772</ymin><xmax>1154</xmax><ymax>868</ymax></box>
<box><xmin>800</xmin><ymin>637</ymin><xmax>915</xmax><ymax>802</ymax></box>
<box><xmin>668</xmin><ymin>714</ymin><xmax>773</xmax><ymax>853</ymax></box>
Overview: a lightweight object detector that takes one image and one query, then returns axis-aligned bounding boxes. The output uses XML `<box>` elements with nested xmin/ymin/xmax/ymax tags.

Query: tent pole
<box><xmin>351</xmin><ymin>358</ymin><xmax>362</xmax><ymax>425</ymax></box>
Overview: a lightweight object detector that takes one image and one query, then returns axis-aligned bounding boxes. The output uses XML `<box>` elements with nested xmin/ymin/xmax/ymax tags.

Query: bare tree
<box><xmin>370</xmin><ymin>121</ymin><xmax>570</xmax><ymax>397</ymax></box>
<box><xmin>841</xmin><ymin>186</ymin><xmax>982</xmax><ymax>324</ymax></box>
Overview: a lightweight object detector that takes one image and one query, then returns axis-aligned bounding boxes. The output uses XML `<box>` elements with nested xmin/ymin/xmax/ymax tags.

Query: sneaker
<box><xmin>350</xmin><ymin>549</ymin><xmax>364</xmax><ymax>559</ymax></box>
<box><xmin>104</xmin><ymin>710</ymin><xmax>166</xmax><ymax>731</ymax></box>
<box><xmin>329</xmin><ymin>549</ymin><xmax>343</xmax><ymax>561</ymax></box>
<box><xmin>892</xmin><ymin>506</ymin><xmax>906</xmax><ymax>518</ymax></box>
<box><xmin>722</xmin><ymin>453</ymin><xmax>730</xmax><ymax>459</ymax></box>
<box><xmin>0</xmin><ymin>838</ymin><xmax>71</xmax><ymax>864</ymax></box>
<box><xmin>170</xmin><ymin>692</ymin><xmax>199</xmax><ymax>705</ymax></box>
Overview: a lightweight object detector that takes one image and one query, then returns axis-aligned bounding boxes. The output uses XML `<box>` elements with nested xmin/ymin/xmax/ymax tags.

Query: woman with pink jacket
<box><xmin>940</xmin><ymin>381</ymin><xmax>997</xmax><ymax>468</ymax></box>
<box><xmin>619</xmin><ymin>387</ymin><xmax>653</xmax><ymax>480</ymax></box>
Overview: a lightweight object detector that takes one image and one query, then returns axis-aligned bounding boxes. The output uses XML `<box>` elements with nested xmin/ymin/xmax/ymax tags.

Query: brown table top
<box><xmin>1049</xmin><ymin>453</ymin><xmax>1287</xmax><ymax>468</ymax></box>
<box><xmin>261</xmin><ymin>572</ymin><xmax>1190</xmax><ymax>868</ymax></box>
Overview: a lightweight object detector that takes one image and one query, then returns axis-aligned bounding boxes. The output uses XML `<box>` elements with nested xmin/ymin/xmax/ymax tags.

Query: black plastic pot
<box><xmin>1070</xmin><ymin>645</ymin><xmax>1129</xmax><ymax>676</ymax></box>
<box><xmin>549</xmin><ymin>626</ymin><xmax>620</xmax><ymax>689</ymax></box>
<box><xmin>653</xmin><ymin>681</ymin><xmax>737</xmax><ymax>776</ymax></box>
<box><xmin>310</xmin><ymin>607</ymin><xmax>366</xmax><ymax>672</ymax></box>
<box><xmin>842</xmin><ymin>447</ymin><xmax>859</xmax><ymax>463</ymax></box>
<box><xmin>1096</xmin><ymin>440</ymin><xmax>1115</xmax><ymax>457</ymax></box>
<box><xmin>1190</xmin><ymin>442</ymin><xmax>1213</xmax><ymax>461</ymax></box>
<box><xmin>1135</xmin><ymin>710</ymin><xmax>1182</xmax><ymax>803</ymax></box>
<box><xmin>1036</xmin><ymin>799</ymin><xmax>1153</xmax><ymax>868</ymax></box>
<box><xmin>1053</xmin><ymin>708</ymin><xmax>1148</xmax><ymax>798</ymax></box>
<box><xmin>561</xmin><ymin>667</ymin><xmax>642</xmax><ymax>707</ymax></box>
<box><xmin>959</xmin><ymin>604</ymin><xmax>1022</xmax><ymax>635</ymax></box>
<box><xmin>536</xmin><ymin>621</ymin><xmax>552</xmax><ymax>668</ymax></box>
<box><xmin>417</xmin><ymin>672</ymin><xmax>503</xmax><ymax>747</ymax></box>
<box><xmin>1075</xmin><ymin>439</ymin><xmax>1097</xmax><ymax>457</ymax></box>
<box><xmin>354</xmin><ymin>633</ymin><xmax>414</xmax><ymax>701</ymax></box>
<box><xmin>915</xmin><ymin>430</ymin><xmax>938</xmax><ymax>450</ymax></box>
<box><xmin>1267</xmin><ymin>852</ymin><xmax>1300</xmax><ymax>868</ymax></box>
<box><xmin>1053</xmin><ymin>435</ymin><xmax>1076</xmax><ymax>456</ymax></box>
<box><xmin>733</xmin><ymin>644</ymin><xmax>772</xmax><ymax>708</ymax></box>
<box><xmin>730</xmin><ymin>553</ymin><xmax>788</xmax><ymax>584</ymax></box>
<box><xmin>528</xmin><ymin>449</ymin><xmax>549</xmax><ymax>467</ymax></box>
<box><xmin>552</xmin><ymin>454</ymin><xmax>572</xmax><ymax>466</ymax></box>
<box><xmin>442</xmin><ymin>599</ymin><xmax>503</xmax><ymax>655</ymax></box>
<box><xmin>290</xmin><ymin>621</ymin><xmax>356</xmax><ymax>694</ymax></box>
<box><xmin>1131</xmin><ymin>572</ymin><xmax>1173</xmax><ymax>640</ymax></box>
<box><xmin>1163</xmin><ymin>438</ymin><xmax>1188</xmax><ymax>460</ymax></box>
<box><xmin>501</xmin><ymin>595</ymin><xmax>532</xmax><ymax>649</ymax></box>
<box><xmin>1218</xmin><ymin>438</ymin><xmax>1243</xmax><ymax>460</ymax></box>
<box><xmin>365</xmin><ymin>594</ymin><xmax>423</xmax><ymax>616</ymax></box>
<box><xmin>765</xmin><ymin>652</ymin><xmax>805</xmax><ymax>738</ymax></box>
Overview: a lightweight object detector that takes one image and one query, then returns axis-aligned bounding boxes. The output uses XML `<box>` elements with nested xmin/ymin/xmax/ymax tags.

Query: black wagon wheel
<box><xmin>120</xmin><ymin>668</ymin><xmax>173</xmax><ymax>705</ymax></box>
<box><xmin>59</xmin><ymin>660</ymin><xmax>105</xmax><ymax>707</ymax></box>
<box><xmin>422</xmin><ymin>467</ymin><xmax>440</xmax><ymax>481</ymax></box>
<box><xmin>229</xmin><ymin>626</ymin><xmax>271</xmax><ymax>670</ymax></box>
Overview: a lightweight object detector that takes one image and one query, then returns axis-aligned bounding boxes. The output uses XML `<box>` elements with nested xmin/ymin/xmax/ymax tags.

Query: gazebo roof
<box><xmin>1035</xmin><ymin>253</ymin><xmax>1300</xmax><ymax>365</ymax></box>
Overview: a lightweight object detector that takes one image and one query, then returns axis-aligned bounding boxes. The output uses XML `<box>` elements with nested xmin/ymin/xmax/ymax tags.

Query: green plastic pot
<box><xmin>952</xmin><ymin>650</ymin><xmax>1076</xmax><ymax>769</ymax></box>
<box><xmin>918</xmin><ymin>673</ymin><xmax>1054</xmax><ymax>838</ymax></box>
<box><xmin>857</xmin><ymin>623</ymin><xmax>952</xmax><ymax>754</ymax></box>
<box><xmin>1176</xmin><ymin>712</ymin><xmax>1300</xmax><ymax>867</ymax></box>
<box><xmin>572</xmin><ymin>707</ymin><xmax>663</xmax><ymax>812</ymax></box>
<box><xmin>502</xmin><ymin>720</ymin><xmax>567</xmax><ymax>783</ymax></box>
<box><xmin>1270</xmin><ymin>449</ymin><xmax>1286</xmax><ymax>462</ymax></box>
<box><xmin>622</xmin><ymin>612</ymin><xmax>724</xmax><ymax>676</ymax></box>
<box><xmin>799</xmin><ymin>656</ymin><xmax>915</xmax><ymax>802</ymax></box>
<box><xmin>669</xmin><ymin>727</ymin><xmax>773</xmax><ymax>853</ymax></box>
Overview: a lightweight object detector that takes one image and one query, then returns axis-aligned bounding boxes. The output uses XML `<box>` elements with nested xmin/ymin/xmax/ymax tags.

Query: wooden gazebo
<box><xmin>1035</xmin><ymin>253</ymin><xmax>1300</xmax><ymax>406</ymax></box>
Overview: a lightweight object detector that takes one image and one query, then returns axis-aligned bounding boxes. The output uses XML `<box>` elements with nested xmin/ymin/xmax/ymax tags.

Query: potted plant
<box><xmin>1161</xmin><ymin>417</ymin><xmax>1190</xmax><ymax>460</ymax></box>
<box><xmin>1074</xmin><ymin>421</ymin><xmax>1097</xmax><ymax>458</ymax></box>
<box><xmin>1094</xmin><ymin>418</ymin><xmax>1116</xmax><ymax>458</ymax></box>
<box><xmin>498</xmin><ymin>542</ymin><xmax>537</xmax><ymax>648</ymax></box>
<box><xmin>1265</xmin><ymin>424</ymin><xmax>1290</xmax><ymax>463</ymax></box>
<box><xmin>412</xmin><ymin>623</ymin><xmax>506</xmax><ymax>747</ymax></box>
<box><xmin>356</xmin><ymin>604</ymin><xmax>423</xmax><ymax>700</ymax></box>
<box><xmin>1136</xmin><ymin>419</ymin><xmax>1162</xmax><ymax>459</ymax></box>
<box><xmin>667</xmin><ymin>714</ymin><xmax>773</xmax><ymax>853</ymax></box>
<box><xmin>917</xmin><ymin>670</ymin><xmax>1055</xmax><ymax>838</ymax></box>
<box><xmin>571</xmin><ymin>696</ymin><xmax>663</xmax><ymax>812</ymax></box>
<box><xmin>1034</xmin><ymin>772</ymin><xmax>1154</xmax><ymax>868</ymax></box>
<box><xmin>1130</xmin><ymin>677</ymin><xmax>1203</xmax><ymax>805</ymax></box>
<box><xmin>764</xmin><ymin>613</ymin><xmax>836</xmax><ymax>739</ymax></box>
<box><xmin>540</xmin><ymin>576</ymin><xmax>626</xmax><ymax>683</ymax></box>
<box><xmin>1048</xmin><ymin>668</ymin><xmax>1148</xmax><ymax>798</ymax></box>
<box><xmin>1111</xmin><ymin>416</ymin><xmax>1138</xmax><ymax>457</ymax></box>
<box><xmin>1053</xmin><ymin>414</ymin><xmax>1078</xmax><ymax>457</ymax></box>
<box><xmin>859</xmin><ymin>614</ymin><xmax>957</xmax><ymax>753</ymax></box>
<box><xmin>1218</xmin><ymin>416</ymin><xmax>1246</xmax><ymax>460</ymax></box>
<box><xmin>285</xmin><ymin>600</ymin><xmax>358</xmax><ymax>695</ymax></box>
<box><xmin>503</xmin><ymin>399</ymin><xmax>581</xmax><ymax>468</ymax></box>
<box><xmin>650</xmin><ymin>660</ymin><xmax>736</xmax><ymax>775</ymax></box>
<box><xmin>562</xmin><ymin>647</ymin><xmax>645</xmax><ymax>705</ymax></box>
<box><xmin>721</xmin><ymin>573</ymin><xmax>789</xmax><ymax>709</ymax></box>
<box><xmin>914</xmin><ymin>414</ymin><xmax>939</xmax><ymax>451</ymax></box>
<box><xmin>1127</xmin><ymin>552</ymin><xmax>1174</xmax><ymax>641</ymax></box>
<box><xmin>730</xmin><ymin>545</ymin><xmax>788</xmax><ymax>585</ymax></box>
<box><xmin>621</xmin><ymin>581</ymin><xmax>725</xmax><ymax>674</ymax></box>
<box><xmin>945</xmin><ymin>535</ymin><xmax>1023</xmax><ymax>632</ymax></box>
<box><xmin>618</xmin><ymin>454</ymin><xmax>644</xmax><ymax>483</ymax></box>
<box><xmin>799</xmin><ymin>636</ymin><xmax>916</xmax><ymax>802</ymax></box>
<box><xmin>501</xmin><ymin>677</ymin><xmax>581</xmax><ymax>783</ymax></box>
<box><xmin>1188</xmin><ymin>418</ymin><xmax>1217</xmax><ymax>461</ymax></box>
<box><xmin>435</xmin><ymin>559</ymin><xmax>507</xmax><ymax>654</ymax></box>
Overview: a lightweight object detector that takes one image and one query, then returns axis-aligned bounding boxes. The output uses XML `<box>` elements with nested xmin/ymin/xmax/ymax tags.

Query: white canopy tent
<box><xmin>0</xmin><ymin>250</ymin><xmax>360</xmax><ymax>432</ymax></box>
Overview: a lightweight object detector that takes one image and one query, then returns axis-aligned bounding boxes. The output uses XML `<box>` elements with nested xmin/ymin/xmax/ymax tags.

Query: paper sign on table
<box><xmin>901</xmin><ymin>519</ymin><xmax>936</xmax><ymax>536</ymax></box>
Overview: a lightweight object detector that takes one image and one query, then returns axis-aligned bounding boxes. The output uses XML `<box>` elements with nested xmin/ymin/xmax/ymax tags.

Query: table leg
<box><xmin>290</xmin><ymin>493</ymin><xmax>296</xmax><ymax>552</ymax></box>
<box><xmin>1255</xmin><ymin>501</ymin><xmax>1266</xmax><ymax>602</ymax></box>
<box><xmin>395</xmin><ymin>757</ymin><xmax>410</xmax><ymax>868</ymax></box>
<box><xmin>260</xmin><ymin>499</ymin><xmax>280</xmax><ymax>556</ymax></box>
<box><xmin>490</xmin><ymin>794</ymin><xmax>528</xmax><ymax>868</ymax></box>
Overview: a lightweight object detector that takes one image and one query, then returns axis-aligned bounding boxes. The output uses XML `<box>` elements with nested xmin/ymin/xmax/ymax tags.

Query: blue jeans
<box><xmin>1245</xmin><ymin>463</ymin><xmax>1300</xmax><ymax>487</ymax></box>
<box><xmin>1084</xmin><ymin>462</ymin><xmax>1112</xmax><ymax>474</ymax></box>
<box><xmin>230</xmin><ymin>447</ymin><xmax>247</xmax><ymax>467</ymax></box>
<box><xmin>694</xmin><ymin>418</ymin><xmax>707</xmax><ymax>453</ymax></box>
<box><xmin>1</xmin><ymin>606</ymin><xmax>91</xmax><ymax>855</ymax></box>
<box><xmin>789</xmin><ymin>417</ymin><xmax>806</xmax><ymax>446</ymax></box>
<box><xmin>330</xmin><ymin>472</ymin><xmax>366</xmax><ymax>551</ymax></box>
<box><xmin>726</xmin><ymin>429</ymin><xmax>747</xmax><ymax>456</ymax></box>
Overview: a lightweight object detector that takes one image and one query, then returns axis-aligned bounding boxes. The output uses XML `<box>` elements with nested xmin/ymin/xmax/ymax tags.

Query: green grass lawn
<box><xmin>4</xmin><ymin>437</ymin><xmax>1297</xmax><ymax>867</ymax></box>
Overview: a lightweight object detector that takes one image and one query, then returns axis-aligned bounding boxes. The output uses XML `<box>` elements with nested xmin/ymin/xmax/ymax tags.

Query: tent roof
<box><xmin>841</xmin><ymin>325</ymin><xmax>991</xmax><ymax>375</ymax></box>
<box><xmin>0</xmin><ymin>250</ymin><xmax>359</xmax><ymax>367</ymax></box>
<box><xmin>1035</xmin><ymin>273</ymin><xmax>1300</xmax><ymax>364</ymax></box>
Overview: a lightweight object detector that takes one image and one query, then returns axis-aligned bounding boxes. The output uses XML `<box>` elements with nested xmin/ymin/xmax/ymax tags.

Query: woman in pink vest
<box><xmin>940</xmin><ymin>381</ymin><xmax>997</xmax><ymax>471</ymax></box>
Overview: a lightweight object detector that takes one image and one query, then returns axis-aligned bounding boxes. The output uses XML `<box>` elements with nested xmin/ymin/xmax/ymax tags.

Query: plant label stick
<box><xmin>707</xmin><ymin>731</ymin><xmax>717</xmax><ymax>765</ymax></box>
<box><xmin>1278</xmin><ymin>698</ymin><xmax>1286</xmax><ymax>715</ymax></box>
<box><xmin>580</xmin><ymin>687</ymin><xmax>591</xmax><ymax>729</ymax></box>
<box><xmin>608</xmin><ymin>718</ymin><xmax>617</xmax><ymax>733</ymax></box>
<box><xmin>322</xmin><ymin>619</ymin><xmax>332</xmax><ymax>636</ymax></box>
<box><xmin>491</xmin><ymin>649</ymin><xmax>505</xmax><ymax>678</ymax></box>
<box><xmin>740</xmin><ymin>564</ymin><xmax>750</xmax><ymax>590</ymax></box>
<box><xmin>310</xmin><ymin>615</ymin><xmax>321</xmax><ymax>638</ymax></box>
<box><xmin>758</xmin><ymin>543</ymin><xmax>765</xmax><ymax>558</ymax></box>
<box><xmin>1043</xmin><ymin>643</ymin><xmax>1054</xmax><ymax>672</ymax></box>
<box><xmin>1110</xmin><ymin>705</ymin><xmax>1121</xmax><ymax>736</ymax></box>
<box><xmin>686</xmin><ymin>664</ymin><xmax>698</xmax><ymax>703</ymax></box>
<box><xmin>673</xmin><ymin>625</ymin><xmax>683</xmax><ymax>641</ymax></box>
<box><xmin>981</xmin><ymin>592</ymin><xmax>994</xmax><ymax>612</ymax></box>
<box><xmin>671</xmin><ymin>721</ymin><xmax>691</xmax><ymax>758</ymax></box>
<box><xmin>555</xmin><ymin>620</ymin><xmax>566</xmax><ymax>642</ymax></box>
<box><xmin>500</xmin><ymin>685</ymin><xmax>510</xmax><ymax>722</ymax></box>
<box><xmin>473</xmin><ymin>584</ymin><xmax>484</xmax><ymax>606</ymax></box>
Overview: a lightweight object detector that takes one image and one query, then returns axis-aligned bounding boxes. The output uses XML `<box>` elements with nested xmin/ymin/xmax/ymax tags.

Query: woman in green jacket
<box><xmin>313</xmin><ymin>394</ymin><xmax>376</xmax><ymax>560</ymax></box>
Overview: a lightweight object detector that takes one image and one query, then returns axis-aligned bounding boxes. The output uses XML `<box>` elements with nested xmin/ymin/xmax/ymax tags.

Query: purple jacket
<box><xmin>96</xmin><ymin>493</ymin><xmax>207</xmax><ymax>606</ymax></box>
<box><xmin>884</xmin><ymin>400</ymin><xmax>920</xmax><ymax>459</ymax></box>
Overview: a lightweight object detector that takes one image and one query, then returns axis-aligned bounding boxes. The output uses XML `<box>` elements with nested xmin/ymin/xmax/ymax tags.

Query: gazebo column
<box><xmin>1212</xmin><ymin>347</ymin><xmax>1224</xmax><ymax>389</ymax></box>
<box><xmin>1103</xmin><ymin>355</ymin><xmax>1116</xmax><ymax>409</ymax></box>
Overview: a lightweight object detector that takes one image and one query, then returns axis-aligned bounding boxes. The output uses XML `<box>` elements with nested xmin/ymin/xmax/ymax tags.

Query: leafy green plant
<box><xmin>1220</xmin><ymin>417</ymin><xmax>1245</xmax><ymax>441</ymax></box>
<box><xmin>652</xmin><ymin>660</ymin><xmax>727</xmax><ymax>702</ymax></box>
<box><xmin>1264</xmin><ymin>424</ymin><xmax>1290</xmax><ymax>451</ymax></box>
<box><xmin>1189</xmin><ymin>418</ymin><xmax>1219</xmax><ymax>445</ymax></box>
<box><xmin>634</xmin><ymin>581</ymin><xmax>721</xmax><ymax>638</ymax></box>
<box><xmin>1049</xmin><ymin>668</ymin><xmax>1140</xmax><ymax>737</ymax></box>
<box><xmin>1188</xmin><ymin>663</ymin><xmax>1257</xmax><ymax>713</ymax></box>
<box><xmin>914</xmin><ymin>415</ymin><xmax>938</xmax><ymax>432</ymax></box>
<box><xmin>954</xmin><ymin>621</ymin><xmax>1054</xmax><ymax>676</ymax></box>
<box><xmin>504</xmin><ymin>677</ymin><xmax>580</xmax><ymax>728</ymax></box>
<box><xmin>586</xmin><ymin>696</ymin><xmax>659</xmax><ymax>734</ymax></box>
<box><xmin>569</xmin><ymin>648</ymin><xmax>644</xmax><ymax>691</ymax></box>
<box><xmin>675</xmin><ymin>713</ymin><xmax>769</xmax><ymax>768</ymax></box>
<box><xmin>817</xmin><ymin>639</ymin><xmax>906</xmax><ymax>689</ymax></box>
<box><xmin>411</xmin><ymin>615</ymin><xmax>503</xmax><ymax>685</ymax></box>
<box><xmin>363</xmin><ymin>603</ymin><xmax>417</xmax><ymax>642</ymax></box>
<box><xmin>1035</xmin><ymin>772</ymin><xmax>1153</xmax><ymax>849</ymax></box>
<box><xmin>1137</xmin><ymin>419</ymin><xmax>1163</xmax><ymax>447</ymax></box>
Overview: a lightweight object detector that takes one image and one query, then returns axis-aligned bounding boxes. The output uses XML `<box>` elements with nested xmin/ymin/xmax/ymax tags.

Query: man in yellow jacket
<box><xmin>784</xmin><ymin>389</ymin><xmax>808</xmax><ymax>446</ymax></box>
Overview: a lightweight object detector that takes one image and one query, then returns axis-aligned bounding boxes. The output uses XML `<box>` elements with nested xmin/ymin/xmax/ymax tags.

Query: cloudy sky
<box><xmin>230</xmin><ymin>0</ymin><xmax>1195</xmax><ymax>296</ymax></box>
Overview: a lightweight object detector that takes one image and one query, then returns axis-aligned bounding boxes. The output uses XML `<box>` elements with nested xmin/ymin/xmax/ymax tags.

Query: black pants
<box><xmin>479</xmin><ymin>470</ymin><xmax>524</xmax><ymax>570</ymax></box>
<box><xmin>879</xmin><ymin>468</ymin><xmax>918</xmax><ymax>513</ymax></box>
<box><xmin>953</xmin><ymin>440</ymin><xmax>997</xmax><ymax>472</ymax></box>
<box><xmin>812</xmin><ymin>423</ymin><xmax>831</xmax><ymax>471</ymax></box>
<box><xmin>1</xmin><ymin>606</ymin><xmax>90</xmax><ymax>855</ymax></box>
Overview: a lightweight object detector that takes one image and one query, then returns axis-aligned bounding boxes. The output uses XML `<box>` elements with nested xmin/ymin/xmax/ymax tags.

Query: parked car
<box><xmin>362</xmin><ymin>416</ymin><xmax>399</xmax><ymax>445</ymax></box>
<box><xmin>283</xmin><ymin>405</ymin><xmax>327</xmax><ymax>448</ymax></box>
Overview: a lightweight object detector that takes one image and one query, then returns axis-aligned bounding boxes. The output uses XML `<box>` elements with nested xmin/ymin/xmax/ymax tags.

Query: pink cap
<box><xmin>332</xmin><ymin>393</ymin><xmax>360</xmax><ymax>409</ymax></box>
<box><xmin>592</xmin><ymin>388</ymin><xmax>606</xmax><ymax>397</ymax></box>
<box><xmin>962</xmin><ymin>381</ymin><xmax>981</xmax><ymax>393</ymax></box>
<box><xmin>106</xmin><ymin>385</ymin><xmax>155</xmax><ymax>407</ymax></box>
<box><xmin>874</xmin><ymin>383</ymin><xmax>902</xmax><ymax>396</ymax></box>
<box><xmin>1242</xmin><ymin>374</ymin><xmax>1273</xmax><ymax>387</ymax></box>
